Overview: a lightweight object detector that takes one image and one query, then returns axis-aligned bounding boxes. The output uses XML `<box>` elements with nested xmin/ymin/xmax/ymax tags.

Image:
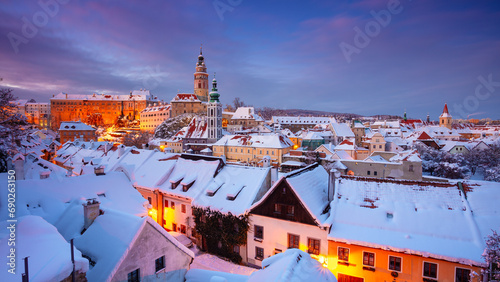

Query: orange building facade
<box><xmin>328</xmin><ymin>241</ymin><xmax>483</xmax><ymax>282</ymax></box>
<box><xmin>50</xmin><ymin>90</ymin><xmax>156</xmax><ymax>130</ymax></box>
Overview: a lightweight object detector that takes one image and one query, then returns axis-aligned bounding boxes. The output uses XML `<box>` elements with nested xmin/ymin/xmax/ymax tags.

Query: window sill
<box><xmin>155</xmin><ymin>267</ymin><xmax>165</xmax><ymax>274</ymax></box>
<box><xmin>254</xmin><ymin>238</ymin><xmax>263</xmax><ymax>242</ymax></box>
<box><xmin>255</xmin><ymin>257</ymin><xmax>263</xmax><ymax>261</ymax></box>
<box><xmin>338</xmin><ymin>261</ymin><xmax>350</xmax><ymax>266</ymax></box>
<box><xmin>363</xmin><ymin>266</ymin><xmax>375</xmax><ymax>272</ymax></box>
<box><xmin>423</xmin><ymin>278</ymin><xmax>437</xmax><ymax>282</ymax></box>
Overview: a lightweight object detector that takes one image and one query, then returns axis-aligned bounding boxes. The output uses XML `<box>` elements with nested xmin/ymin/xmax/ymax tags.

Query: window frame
<box><xmin>255</xmin><ymin>246</ymin><xmax>264</xmax><ymax>261</ymax></box>
<box><xmin>288</xmin><ymin>233</ymin><xmax>300</xmax><ymax>249</ymax></box>
<box><xmin>338</xmin><ymin>246</ymin><xmax>350</xmax><ymax>262</ymax></box>
<box><xmin>423</xmin><ymin>261</ymin><xmax>438</xmax><ymax>280</ymax></box>
<box><xmin>455</xmin><ymin>267</ymin><xmax>471</xmax><ymax>282</ymax></box>
<box><xmin>307</xmin><ymin>237</ymin><xmax>320</xmax><ymax>255</ymax></box>
<box><xmin>155</xmin><ymin>256</ymin><xmax>165</xmax><ymax>273</ymax></box>
<box><xmin>254</xmin><ymin>225</ymin><xmax>264</xmax><ymax>241</ymax></box>
<box><xmin>388</xmin><ymin>255</ymin><xmax>402</xmax><ymax>272</ymax></box>
<box><xmin>127</xmin><ymin>268</ymin><xmax>140</xmax><ymax>282</ymax></box>
<box><xmin>362</xmin><ymin>251</ymin><xmax>375</xmax><ymax>267</ymax></box>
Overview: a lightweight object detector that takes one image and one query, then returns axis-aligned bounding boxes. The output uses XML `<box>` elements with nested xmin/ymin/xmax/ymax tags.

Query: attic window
<box><xmin>226</xmin><ymin>185</ymin><xmax>245</xmax><ymax>201</ymax></box>
<box><xmin>71</xmin><ymin>126</ymin><xmax>75</xmax><ymax>129</ymax></box>
<box><xmin>170</xmin><ymin>178</ymin><xmax>183</xmax><ymax>189</ymax></box>
<box><xmin>206</xmin><ymin>182</ymin><xmax>224</xmax><ymax>196</ymax></box>
<box><xmin>181</xmin><ymin>179</ymin><xmax>196</xmax><ymax>192</ymax></box>
<box><xmin>386</xmin><ymin>212</ymin><xmax>393</xmax><ymax>219</ymax></box>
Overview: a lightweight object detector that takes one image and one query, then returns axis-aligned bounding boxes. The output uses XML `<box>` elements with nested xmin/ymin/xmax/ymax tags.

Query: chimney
<box><xmin>66</xmin><ymin>167</ymin><xmax>73</xmax><ymax>177</ymax></box>
<box><xmin>118</xmin><ymin>144</ymin><xmax>125</xmax><ymax>158</ymax></box>
<box><xmin>328</xmin><ymin>169</ymin><xmax>340</xmax><ymax>202</ymax></box>
<box><xmin>13</xmin><ymin>155</ymin><xmax>25</xmax><ymax>181</ymax></box>
<box><xmin>271</xmin><ymin>167</ymin><xmax>278</xmax><ymax>185</ymax></box>
<box><xmin>39</xmin><ymin>169</ymin><xmax>50</xmax><ymax>179</ymax></box>
<box><xmin>83</xmin><ymin>198</ymin><xmax>100</xmax><ymax>230</ymax></box>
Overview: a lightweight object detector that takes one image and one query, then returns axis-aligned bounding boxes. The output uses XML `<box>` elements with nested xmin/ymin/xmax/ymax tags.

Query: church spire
<box><xmin>209</xmin><ymin>73</ymin><xmax>220</xmax><ymax>103</ymax></box>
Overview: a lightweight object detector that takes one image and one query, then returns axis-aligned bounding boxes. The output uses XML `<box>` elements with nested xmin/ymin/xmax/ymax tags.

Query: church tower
<box><xmin>207</xmin><ymin>75</ymin><xmax>222</xmax><ymax>143</ymax></box>
<box><xmin>439</xmin><ymin>103</ymin><xmax>452</xmax><ymax>130</ymax></box>
<box><xmin>194</xmin><ymin>47</ymin><xmax>209</xmax><ymax>102</ymax></box>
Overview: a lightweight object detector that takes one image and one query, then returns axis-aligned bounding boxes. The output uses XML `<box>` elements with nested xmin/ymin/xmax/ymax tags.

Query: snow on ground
<box><xmin>190</xmin><ymin>249</ymin><xmax>257</xmax><ymax>276</ymax></box>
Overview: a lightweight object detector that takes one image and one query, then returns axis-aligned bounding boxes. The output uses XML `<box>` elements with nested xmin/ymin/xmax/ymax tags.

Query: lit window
<box><xmin>288</xmin><ymin>233</ymin><xmax>299</xmax><ymax>249</ymax></box>
<box><xmin>338</xmin><ymin>247</ymin><xmax>349</xmax><ymax>262</ymax></box>
<box><xmin>389</xmin><ymin>256</ymin><xmax>402</xmax><ymax>272</ymax></box>
<box><xmin>171</xmin><ymin>201</ymin><xmax>175</xmax><ymax>210</ymax></box>
<box><xmin>307</xmin><ymin>238</ymin><xmax>320</xmax><ymax>255</ymax></box>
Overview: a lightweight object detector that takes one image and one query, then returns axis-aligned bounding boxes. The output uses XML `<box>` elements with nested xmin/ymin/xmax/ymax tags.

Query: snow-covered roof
<box><xmin>327</xmin><ymin>178</ymin><xmax>500</xmax><ymax>266</ymax></box>
<box><xmin>0</xmin><ymin>215</ymin><xmax>88</xmax><ymax>282</ymax></box>
<box><xmin>74</xmin><ymin>210</ymin><xmax>194</xmax><ymax>281</ymax></box>
<box><xmin>169</xmin><ymin>116</ymin><xmax>208</xmax><ymax>141</ymax></box>
<box><xmin>388</xmin><ymin>150</ymin><xmax>422</xmax><ymax>162</ymax></box>
<box><xmin>214</xmin><ymin>134</ymin><xmax>294</xmax><ymax>149</ymax></box>
<box><xmin>334</xmin><ymin>139</ymin><xmax>355</xmax><ymax>151</ymax></box>
<box><xmin>232</xmin><ymin>107</ymin><xmax>264</xmax><ymax>121</ymax></box>
<box><xmin>302</xmin><ymin>131</ymin><xmax>324</xmax><ymax>140</ymax></box>
<box><xmin>2</xmin><ymin>172</ymin><xmax>148</xmax><ymax>225</ymax></box>
<box><xmin>194</xmin><ymin>165</ymin><xmax>270</xmax><ymax>215</ymax></box>
<box><xmin>364</xmin><ymin>155</ymin><xmax>391</xmax><ymax>163</ymax></box>
<box><xmin>248</xmin><ymin>249</ymin><xmax>337</xmax><ymax>282</ymax></box>
<box><xmin>59</xmin><ymin>121</ymin><xmax>95</xmax><ymax>131</ymax></box>
<box><xmin>330</xmin><ymin>123</ymin><xmax>355</xmax><ymax>137</ymax></box>
<box><xmin>171</xmin><ymin>93</ymin><xmax>201</xmax><ymax>102</ymax></box>
<box><xmin>315</xmin><ymin>143</ymin><xmax>335</xmax><ymax>154</ymax></box>
<box><xmin>272</xmin><ymin>116</ymin><xmax>336</xmax><ymax>125</ymax></box>
<box><xmin>250</xmin><ymin>164</ymin><xmax>330</xmax><ymax>227</ymax></box>
<box><xmin>52</xmin><ymin>90</ymin><xmax>154</xmax><ymax>101</ymax></box>
<box><xmin>140</xmin><ymin>104</ymin><xmax>171</xmax><ymax>113</ymax></box>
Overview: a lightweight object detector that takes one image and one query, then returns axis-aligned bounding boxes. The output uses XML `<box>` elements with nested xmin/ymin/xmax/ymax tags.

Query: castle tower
<box><xmin>194</xmin><ymin>46</ymin><xmax>209</xmax><ymax>102</ymax></box>
<box><xmin>439</xmin><ymin>103</ymin><xmax>452</xmax><ymax>130</ymax></box>
<box><xmin>207</xmin><ymin>75</ymin><xmax>222</xmax><ymax>143</ymax></box>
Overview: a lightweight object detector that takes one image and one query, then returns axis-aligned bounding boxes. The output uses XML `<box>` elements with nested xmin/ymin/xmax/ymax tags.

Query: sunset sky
<box><xmin>1</xmin><ymin>0</ymin><xmax>500</xmax><ymax>119</ymax></box>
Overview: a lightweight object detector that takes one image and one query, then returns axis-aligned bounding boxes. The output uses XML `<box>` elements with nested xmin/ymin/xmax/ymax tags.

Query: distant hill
<box><xmin>255</xmin><ymin>107</ymin><xmax>401</xmax><ymax>121</ymax></box>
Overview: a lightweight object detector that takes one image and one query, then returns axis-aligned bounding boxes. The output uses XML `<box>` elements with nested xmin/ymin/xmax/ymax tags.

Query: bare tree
<box><xmin>0</xmin><ymin>86</ymin><xmax>28</xmax><ymax>171</ymax></box>
<box><xmin>233</xmin><ymin>97</ymin><xmax>246</xmax><ymax>109</ymax></box>
<box><xmin>122</xmin><ymin>131</ymin><xmax>151</xmax><ymax>148</ymax></box>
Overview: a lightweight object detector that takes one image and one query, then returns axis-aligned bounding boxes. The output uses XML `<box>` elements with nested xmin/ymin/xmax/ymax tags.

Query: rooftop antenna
<box><xmin>200</xmin><ymin>44</ymin><xmax>203</xmax><ymax>55</ymax></box>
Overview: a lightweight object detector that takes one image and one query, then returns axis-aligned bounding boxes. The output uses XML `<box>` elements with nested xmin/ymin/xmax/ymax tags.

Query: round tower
<box><xmin>194</xmin><ymin>46</ymin><xmax>209</xmax><ymax>102</ymax></box>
